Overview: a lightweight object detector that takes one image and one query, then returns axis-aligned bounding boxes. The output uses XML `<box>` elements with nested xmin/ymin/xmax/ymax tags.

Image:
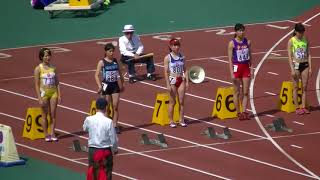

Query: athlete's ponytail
<box><xmin>292</xmin><ymin>23</ymin><xmax>305</xmax><ymax>37</ymax></box>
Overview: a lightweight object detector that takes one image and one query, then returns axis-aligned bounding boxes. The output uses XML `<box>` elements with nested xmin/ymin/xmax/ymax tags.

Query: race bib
<box><xmin>104</xmin><ymin>71</ymin><xmax>119</xmax><ymax>82</ymax></box>
<box><xmin>169</xmin><ymin>76</ymin><xmax>177</xmax><ymax>85</ymax></box>
<box><xmin>293</xmin><ymin>62</ymin><xmax>300</xmax><ymax>70</ymax></box>
<box><xmin>171</xmin><ymin>65</ymin><xmax>183</xmax><ymax>74</ymax></box>
<box><xmin>294</xmin><ymin>48</ymin><xmax>306</xmax><ymax>60</ymax></box>
<box><xmin>41</xmin><ymin>72</ymin><xmax>55</xmax><ymax>86</ymax></box>
<box><xmin>236</xmin><ymin>48</ymin><xmax>250</xmax><ymax>62</ymax></box>
<box><xmin>233</xmin><ymin>65</ymin><xmax>238</xmax><ymax>72</ymax></box>
<box><xmin>102</xmin><ymin>82</ymin><xmax>108</xmax><ymax>91</ymax></box>
<box><xmin>40</xmin><ymin>89</ymin><xmax>45</xmax><ymax>97</ymax></box>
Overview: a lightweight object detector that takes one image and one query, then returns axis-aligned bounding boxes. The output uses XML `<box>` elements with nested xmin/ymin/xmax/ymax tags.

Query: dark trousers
<box><xmin>121</xmin><ymin>54</ymin><xmax>155</xmax><ymax>76</ymax></box>
<box><xmin>88</xmin><ymin>147</ymin><xmax>113</xmax><ymax>180</ymax></box>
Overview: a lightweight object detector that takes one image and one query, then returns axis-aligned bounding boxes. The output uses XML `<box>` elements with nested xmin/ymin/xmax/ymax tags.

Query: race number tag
<box><xmin>41</xmin><ymin>72</ymin><xmax>55</xmax><ymax>86</ymax></box>
<box><xmin>236</xmin><ymin>48</ymin><xmax>250</xmax><ymax>62</ymax></box>
<box><xmin>40</xmin><ymin>89</ymin><xmax>45</xmax><ymax>97</ymax></box>
<box><xmin>169</xmin><ymin>76</ymin><xmax>177</xmax><ymax>85</ymax></box>
<box><xmin>294</xmin><ymin>48</ymin><xmax>306</xmax><ymax>60</ymax></box>
<box><xmin>233</xmin><ymin>65</ymin><xmax>238</xmax><ymax>72</ymax></box>
<box><xmin>294</xmin><ymin>62</ymin><xmax>300</xmax><ymax>70</ymax></box>
<box><xmin>102</xmin><ymin>82</ymin><xmax>108</xmax><ymax>91</ymax></box>
<box><xmin>105</xmin><ymin>71</ymin><xmax>118</xmax><ymax>82</ymax></box>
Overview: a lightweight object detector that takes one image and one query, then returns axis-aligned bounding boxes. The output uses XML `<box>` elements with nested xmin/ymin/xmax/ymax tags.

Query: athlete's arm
<box><xmin>228</xmin><ymin>41</ymin><xmax>234</xmax><ymax>79</ymax></box>
<box><xmin>55</xmin><ymin>68</ymin><xmax>61</xmax><ymax>103</ymax></box>
<box><xmin>287</xmin><ymin>39</ymin><xmax>295</xmax><ymax>76</ymax></box>
<box><xmin>95</xmin><ymin>60</ymin><xmax>103</xmax><ymax>93</ymax></box>
<box><xmin>34</xmin><ymin>66</ymin><xmax>41</xmax><ymax>103</ymax></box>
<box><xmin>163</xmin><ymin>55</ymin><xmax>170</xmax><ymax>89</ymax></box>
<box><xmin>248</xmin><ymin>40</ymin><xmax>254</xmax><ymax>78</ymax></box>
<box><xmin>307</xmin><ymin>38</ymin><xmax>312</xmax><ymax>75</ymax></box>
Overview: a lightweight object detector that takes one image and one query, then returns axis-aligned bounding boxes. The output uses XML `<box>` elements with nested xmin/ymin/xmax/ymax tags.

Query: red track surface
<box><xmin>1</xmin><ymin>7</ymin><xmax>320</xmax><ymax>180</ymax></box>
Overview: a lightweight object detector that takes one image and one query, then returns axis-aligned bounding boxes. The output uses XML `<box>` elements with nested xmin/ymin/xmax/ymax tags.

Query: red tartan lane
<box><xmin>0</xmin><ymin>21</ymin><xmax>303</xmax><ymax>80</ymax></box>
<box><xmin>0</xmin><ymin>92</ymin><xmax>226</xmax><ymax>180</ymax></box>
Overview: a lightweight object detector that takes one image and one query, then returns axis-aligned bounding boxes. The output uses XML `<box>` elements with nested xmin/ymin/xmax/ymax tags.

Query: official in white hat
<box><xmin>119</xmin><ymin>24</ymin><xmax>156</xmax><ymax>83</ymax></box>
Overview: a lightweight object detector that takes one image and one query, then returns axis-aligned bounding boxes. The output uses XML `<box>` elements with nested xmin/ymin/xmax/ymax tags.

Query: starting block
<box><xmin>201</xmin><ymin>127</ymin><xmax>232</xmax><ymax>140</ymax></box>
<box><xmin>141</xmin><ymin>133</ymin><xmax>168</xmax><ymax>148</ymax></box>
<box><xmin>0</xmin><ymin>124</ymin><xmax>26</xmax><ymax>167</ymax></box>
<box><xmin>69</xmin><ymin>139</ymin><xmax>88</xmax><ymax>152</ymax></box>
<box><xmin>264</xmin><ymin>117</ymin><xmax>293</xmax><ymax>133</ymax></box>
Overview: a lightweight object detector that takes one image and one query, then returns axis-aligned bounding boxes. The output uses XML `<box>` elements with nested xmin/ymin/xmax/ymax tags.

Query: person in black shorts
<box><xmin>95</xmin><ymin>43</ymin><xmax>124</xmax><ymax>134</ymax></box>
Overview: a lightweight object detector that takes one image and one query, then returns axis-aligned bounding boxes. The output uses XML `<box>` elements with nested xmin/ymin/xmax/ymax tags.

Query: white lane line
<box><xmin>265</xmin><ymin>92</ymin><xmax>277</xmax><ymax>96</ymax></box>
<box><xmin>270</xmin><ymin>52</ymin><xmax>282</xmax><ymax>56</ymax></box>
<box><xmin>266</xmin><ymin>24</ymin><xmax>289</xmax><ymax>30</ymax></box>
<box><xmin>210</xmin><ymin>57</ymin><xmax>229</xmax><ymax>64</ymax></box>
<box><xmin>267</xmin><ymin>72</ymin><xmax>279</xmax><ymax>76</ymax></box>
<box><xmin>290</xmin><ymin>145</ymin><xmax>303</xmax><ymax>149</ymax></box>
<box><xmin>58</xmin><ymin>83</ymin><xmax>263</xmax><ymax>138</ymax></box>
<box><xmin>0</xmin><ymin>89</ymin><xmax>313</xmax><ymax>178</ymax></box>
<box><xmin>293</xmin><ymin>121</ymin><xmax>305</xmax><ymax>126</ymax></box>
<box><xmin>316</xmin><ymin>69</ymin><xmax>320</xmax><ymax>106</ymax></box>
<box><xmin>74</xmin><ymin>131</ymin><xmax>320</xmax><ymax>159</ymax></box>
<box><xmin>0</xmin><ymin>111</ymin><xmax>313</xmax><ymax>179</ymax></box>
<box><xmin>0</xmin><ymin>19</ymin><xmax>293</xmax><ymax>51</ymax></box>
<box><xmin>286</xmin><ymin>20</ymin><xmax>312</xmax><ymax>26</ymax></box>
<box><xmin>250</xmin><ymin>13</ymin><xmax>320</xmax><ymax>179</ymax></box>
<box><xmin>1</xmin><ymin>112</ymin><xmax>229</xmax><ymax>180</ymax></box>
<box><xmin>16</xmin><ymin>143</ymin><xmax>137</xmax><ymax>180</ymax></box>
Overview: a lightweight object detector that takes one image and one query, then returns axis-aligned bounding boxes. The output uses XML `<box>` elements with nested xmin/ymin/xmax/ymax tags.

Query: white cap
<box><xmin>122</xmin><ymin>24</ymin><xmax>135</xmax><ymax>33</ymax></box>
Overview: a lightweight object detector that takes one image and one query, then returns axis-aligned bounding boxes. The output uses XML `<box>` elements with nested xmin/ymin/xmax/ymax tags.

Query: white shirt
<box><xmin>119</xmin><ymin>34</ymin><xmax>144</xmax><ymax>56</ymax></box>
<box><xmin>83</xmin><ymin>112</ymin><xmax>118</xmax><ymax>152</ymax></box>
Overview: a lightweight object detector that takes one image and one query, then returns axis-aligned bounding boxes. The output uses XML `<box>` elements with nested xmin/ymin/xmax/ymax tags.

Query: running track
<box><xmin>0</xmin><ymin>7</ymin><xmax>320</xmax><ymax>180</ymax></box>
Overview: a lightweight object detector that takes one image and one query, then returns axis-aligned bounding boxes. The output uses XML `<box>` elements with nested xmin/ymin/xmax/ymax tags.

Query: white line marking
<box><xmin>266</xmin><ymin>24</ymin><xmax>289</xmax><ymax>30</ymax></box>
<box><xmin>267</xmin><ymin>72</ymin><xmax>279</xmax><ymax>76</ymax></box>
<box><xmin>1</xmin><ymin>89</ymin><xmax>317</xmax><ymax>179</ymax></box>
<box><xmin>58</xmin><ymin>83</ymin><xmax>263</xmax><ymax>138</ymax></box>
<box><xmin>210</xmin><ymin>57</ymin><xmax>229</xmax><ymax>64</ymax></box>
<box><xmin>250</xmin><ymin>13</ymin><xmax>320</xmax><ymax>179</ymax></box>
<box><xmin>0</xmin><ymin>19</ymin><xmax>293</xmax><ymax>51</ymax></box>
<box><xmin>0</xmin><ymin>112</ymin><xmax>230</xmax><ymax>180</ymax></box>
<box><xmin>265</xmin><ymin>114</ymin><xmax>276</xmax><ymax>118</ymax></box>
<box><xmin>316</xmin><ymin>69</ymin><xmax>320</xmax><ymax>106</ymax></box>
<box><xmin>15</xmin><ymin>143</ymin><xmax>137</xmax><ymax>180</ymax></box>
<box><xmin>293</xmin><ymin>121</ymin><xmax>305</xmax><ymax>126</ymax></box>
<box><xmin>286</xmin><ymin>20</ymin><xmax>312</xmax><ymax>26</ymax></box>
<box><xmin>290</xmin><ymin>145</ymin><xmax>303</xmax><ymax>149</ymax></box>
<box><xmin>270</xmin><ymin>52</ymin><xmax>282</xmax><ymax>56</ymax></box>
<box><xmin>265</xmin><ymin>92</ymin><xmax>277</xmax><ymax>96</ymax></box>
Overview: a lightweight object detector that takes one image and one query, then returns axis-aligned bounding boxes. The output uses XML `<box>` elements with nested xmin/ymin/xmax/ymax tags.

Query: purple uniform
<box><xmin>232</xmin><ymin>38</ymin><xmax>250</xmax><ymax>64</ymax></box>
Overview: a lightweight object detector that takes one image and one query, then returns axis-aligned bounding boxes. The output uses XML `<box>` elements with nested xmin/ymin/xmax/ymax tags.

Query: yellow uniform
<box><xmin>290</xmin><ymin>36</ymin><xmax>309</xmax><ymax>72</ymax></box>
<box><xmin>39</xmin><ymin>64</ymin><xmax>58</xmax><ymax>100</ymax></box>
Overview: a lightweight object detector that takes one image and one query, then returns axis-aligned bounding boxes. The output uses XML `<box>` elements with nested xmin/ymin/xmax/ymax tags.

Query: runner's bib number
<box><xmin>294</xmin><ymin>48</ymin><xmax>306</xmax><ymax>60</ymax></box>
<box><xmin>104</xmin><ymin>71</ymin><xmax>119</xmax><ymax>82</ymax></box>
<box><xmin>236</xmin><ymin>48</ymin><xmax>250</xmax><ymax>62</ymax></box>
<box><xmin>170</xmin><ymin>65</ymin><xmax>183</xmax><ymax>74</ymax></box>
<box><xmin>41</xmin><ymin>73</ymin><xmax>55</xmax><ymax>86</ymax></box>
<box><xmin>169</xmin><ymin>76</ymin><xmax>177</xmax><ymax>85</ymax></box>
